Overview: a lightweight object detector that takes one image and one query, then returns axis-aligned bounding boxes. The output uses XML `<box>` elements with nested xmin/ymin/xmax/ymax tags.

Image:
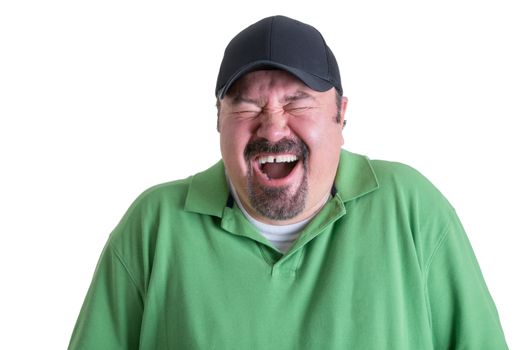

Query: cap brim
<box><xmin>217</xmin><ymin>61</ymin><xmax>334</xmax><ymax>99</ymax></box>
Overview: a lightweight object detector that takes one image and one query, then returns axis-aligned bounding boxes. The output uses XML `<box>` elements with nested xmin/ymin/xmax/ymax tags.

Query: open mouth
<box><xmin>256</xmin><ymin>154</ymin><xmax>299</xmax><ymax>180</ymax></box>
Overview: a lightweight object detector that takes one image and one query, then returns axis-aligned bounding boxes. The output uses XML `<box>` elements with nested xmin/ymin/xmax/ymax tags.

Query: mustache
<box><xmin>244</xmin><ymin>138</ymin><xmax>309</xmax><ymax>162</ymax></box>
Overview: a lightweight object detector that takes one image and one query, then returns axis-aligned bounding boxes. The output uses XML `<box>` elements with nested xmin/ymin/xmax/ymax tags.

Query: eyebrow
<box><xmin>231</xmin><ymin>94</ymin><xmax>260</xmax><ymax>106</ymax></box>
<box><xmin>229</xmin><ymin>90</ymin><xmax>315</xmax><ymax>106</ymax></box>
<box><xmin>282</xmin><ymin>90</ymin><xmax>314</xmax><ymax>103</ymax></box>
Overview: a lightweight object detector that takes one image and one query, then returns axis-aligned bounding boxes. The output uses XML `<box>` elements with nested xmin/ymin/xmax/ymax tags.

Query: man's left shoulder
<box><xmin>369</xmin><ymin>157</ymin><xmax>432</xmax><ymax>188</ymax></box>
<box><xmin>339</xmin><ymin>150</ymin><xmax>452</xmax><ymax>209</ymax></box>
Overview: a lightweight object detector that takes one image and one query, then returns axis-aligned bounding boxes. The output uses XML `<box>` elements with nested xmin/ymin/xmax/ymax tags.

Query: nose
<box><xmin>255</xmin><ymin>109</ymin><xmax>291</xmax><ymax>142</ymax></box>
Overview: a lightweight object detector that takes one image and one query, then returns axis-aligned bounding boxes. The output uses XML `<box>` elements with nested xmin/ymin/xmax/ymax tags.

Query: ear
<box><xmin>340</xmin><ymin>96</ymin><xmax>348</xmax><ymax>128</ymax></box>
<box><xmin>216</xmin><ymin>98</ymin><xmax>222</xmax><ymax>133</ymax></box>
<box><xmin>339</xmin><ymin>96</ymin><xmax>348</xmax><ymax>146</ymax></box>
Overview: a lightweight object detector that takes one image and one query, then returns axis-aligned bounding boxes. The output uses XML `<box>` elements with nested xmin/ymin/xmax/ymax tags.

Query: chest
<box><xmin>138</xmin><ymin>220</ymin><xmax>433</xmax><ymax>349</ymax></box>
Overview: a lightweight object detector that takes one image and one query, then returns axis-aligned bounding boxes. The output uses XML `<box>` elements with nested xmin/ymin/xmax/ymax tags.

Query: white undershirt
<box><xmin>228</xmin><ymin>179</ymin><xmax>326</xmax><ymax>253</ymax></box>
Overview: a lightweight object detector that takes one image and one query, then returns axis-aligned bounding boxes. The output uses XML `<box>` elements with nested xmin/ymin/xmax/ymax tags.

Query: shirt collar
<box><xmin>184</xmin><ymin>149</ymin><xmax>379</xmax><ymax>217</ymax></box>
<box><xmin>334</xmin><ymin>149</ymin><xmax>379</xmax><ymax>202</ymax></box>
<box><xmin>184</xmin><ymin>160</ymin><xmax>230</xmax><ymax>217</ymax></box>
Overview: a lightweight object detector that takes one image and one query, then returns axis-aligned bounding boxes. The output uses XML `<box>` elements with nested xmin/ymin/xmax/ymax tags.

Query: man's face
<box><xmin>218</xmin><ymin>70</ymin><xmax>347</xmax><ymax>225</ymax></box>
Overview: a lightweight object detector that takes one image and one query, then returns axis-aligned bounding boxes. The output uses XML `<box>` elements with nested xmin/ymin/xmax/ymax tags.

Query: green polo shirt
<box><xmin>68</xmin><ymin>150</ymin><xmax>508</xmax><ymax>349</ymax></box>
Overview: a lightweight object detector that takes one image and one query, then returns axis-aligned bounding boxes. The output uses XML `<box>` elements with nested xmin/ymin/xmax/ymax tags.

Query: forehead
<box><xmin>227</xmin><ymin>70</ymin><xmax>310</xmax><ymax>97</ymax></box>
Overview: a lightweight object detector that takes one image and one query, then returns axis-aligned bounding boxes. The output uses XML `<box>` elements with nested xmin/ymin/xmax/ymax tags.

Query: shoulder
<box><xmin>108</xmin><ymin>159</ymin><xmax>227</xmax><ymax>245</ymax></box>
<box><xmin>337</xmin><ymin>150</ymin><xmax>451</xmax><ymax>208</ymax></box>
<box><xmin>339</xmin><ymin>149</ymin><xmax>457</xmax><ymax>234</ymax></box>
<box><xmin>369</xmin><ymin>155</ymin><xmax>458</xmax><ymax>253</ymax></box>
<box><xmin>367</xmin><ymin>155</ymin><xmax>452</xmax><ymax>211</ymax></box>
<box><xmin>368</xmin><ymin>157</ymin><xmax>432</xmax><ymax>188</ymax></box>
<box><xmin>130</xmin><ymin>177</ymin><xmax>192</xmax><ymax>213</ymax></box>
<box><xmin>340</xmin><ymin>151</ymin><xmax>460</xmax><ymax>265</ymax></box>
<box><xmin>373</xmin><ymin>159</ymin><xmax>438</xmax><ymax>193</ymax></box>
<box><xmin>106</xmin><ymin>177</ymin><xmax>192</xmax><ymax>246</ymax></box>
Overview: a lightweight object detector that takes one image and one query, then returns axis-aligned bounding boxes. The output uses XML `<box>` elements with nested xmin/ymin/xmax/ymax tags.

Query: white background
<box><xmin>1</xmin><ymin>0</ymin><xmax>523</xmax><ymax>348</ymax></box>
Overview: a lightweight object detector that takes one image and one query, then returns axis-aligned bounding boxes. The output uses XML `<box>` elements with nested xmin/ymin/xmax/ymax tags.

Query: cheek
<box><xmin>220</xmin><ymin>123</ymin><xmax>252</xmax><ymax>169</ymax></box>
<box><xmin>293</xmin><ymin>121</ymin><xmax>343</xmax><ymax>174</ymax></box>
<box><xmin>292</xmin><ymin>120</ymin><xmax>343</xmax><ymax>152</ymax></box>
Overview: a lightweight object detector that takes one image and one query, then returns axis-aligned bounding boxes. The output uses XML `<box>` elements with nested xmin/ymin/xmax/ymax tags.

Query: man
<box><xmin>69</xmin><ymin>15</ymin><xmax>508</xmax><ymax>349</ymax></box>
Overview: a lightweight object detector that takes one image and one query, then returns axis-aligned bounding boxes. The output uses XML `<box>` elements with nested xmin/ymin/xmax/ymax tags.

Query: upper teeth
<box><xmin>258</xmin><ymin>155</ymin><xmax>298</xmax><ymax>165</ymax></box>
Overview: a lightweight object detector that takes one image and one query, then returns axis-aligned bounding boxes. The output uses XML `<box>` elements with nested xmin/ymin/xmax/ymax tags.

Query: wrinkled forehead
<box><xmin>226</xmin><ymin>69</ymin><xmax>309</xmax><ymax>98</ymax></box>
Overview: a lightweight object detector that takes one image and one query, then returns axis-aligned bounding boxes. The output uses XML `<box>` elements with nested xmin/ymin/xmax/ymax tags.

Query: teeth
<box><xmin>258</xmin><ymin>155</ymin><xmax>298</xmax><ymax>165</ymax></box>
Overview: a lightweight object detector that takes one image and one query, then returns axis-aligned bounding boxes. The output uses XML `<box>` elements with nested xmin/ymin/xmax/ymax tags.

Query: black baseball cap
<box><xmin>215</xmin><ymin>15</ymin><xmax>342</xmax><ymax>99</ymax></box>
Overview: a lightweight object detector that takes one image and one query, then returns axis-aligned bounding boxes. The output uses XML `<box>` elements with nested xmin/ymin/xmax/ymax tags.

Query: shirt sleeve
<box><xmin>424</xmin><ymin>211</ymin><xmax>508</xmax><ymax>349</ymax></box>
<box><xmin>68</xmin><ymin>242</ymin><xmax>144</xmax><ymax>350</ymax></box>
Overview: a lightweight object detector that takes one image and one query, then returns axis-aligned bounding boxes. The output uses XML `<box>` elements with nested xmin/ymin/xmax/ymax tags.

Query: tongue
<box><xmin>261</xmin><ymin>162</ymin><xmax>296</xmax><ymax>179</ymax></box>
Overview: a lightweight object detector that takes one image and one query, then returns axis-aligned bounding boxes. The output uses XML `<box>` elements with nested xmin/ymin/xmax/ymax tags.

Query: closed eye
<box><xmin>233</xmin><ymin>110</ymin><xmax>260</xmax><ymax>118</ymax></box>
<box><xmin>289</xmin><ymin>106</ymin><xmax>310</xmax><ymax>111</ymax></box>
<box><xmin>286</xmin><ymin>105</ymin><xmax>314</xmax><ymax>115</ymax></box>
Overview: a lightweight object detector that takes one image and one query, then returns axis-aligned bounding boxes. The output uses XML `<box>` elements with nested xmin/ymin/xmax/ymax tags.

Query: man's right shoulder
<box><xmin>129</xmin><ymin>159</ymin><xmax>226</xmax><ymax>213</ymax></box>
<box><xmin>133</xmin><ymin>177</ymin><xmax>192</xmax><ymax>209</ymax></box>
<box><xmin>106</xmin><ymin>161</ymin><xmax>226</xmax><ymax>251</ymax></box>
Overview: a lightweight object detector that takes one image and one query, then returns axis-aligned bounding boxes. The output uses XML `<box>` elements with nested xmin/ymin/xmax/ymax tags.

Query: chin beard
<box><xmin>247</xmin><ymin>171</ymin><xmax>308</xmax><ymax>221</ymax></box>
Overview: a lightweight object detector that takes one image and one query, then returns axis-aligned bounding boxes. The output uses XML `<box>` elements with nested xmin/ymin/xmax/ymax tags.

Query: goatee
<box><xmin>244</xmin><ymin>138</ymin><xmax>309</xmax><ymax>221</ymax></box>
